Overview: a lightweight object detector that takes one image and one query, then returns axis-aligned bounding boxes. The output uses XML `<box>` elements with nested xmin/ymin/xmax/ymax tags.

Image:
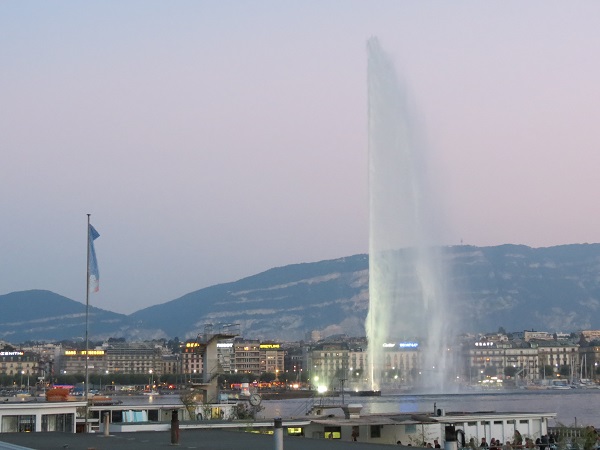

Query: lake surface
<box><xmin>260</xmin><ymin>389</ymin><xmax>600</xmax><ymax>427</ymax></box>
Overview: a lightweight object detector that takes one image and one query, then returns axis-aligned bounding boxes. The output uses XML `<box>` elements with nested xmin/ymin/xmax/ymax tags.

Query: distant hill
<box><xmin>3</xmin><ymin>244</ymin><xmax>600</xmax><ymax>342</ymax></box>
<box><xmin>0</xmin><ymin>290</ymin><xmax>130</xmax><ymax>342</ymax></box>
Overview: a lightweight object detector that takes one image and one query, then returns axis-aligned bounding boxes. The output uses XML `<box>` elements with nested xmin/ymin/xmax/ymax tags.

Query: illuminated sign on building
<box><xmin>64</xmin><ymin>350</ymin><xmax>105</xmax><ymax>356</ymax></box>
<box><xmin>382</xmin><ymin>343</ymin><xmax>396</xmax><ymax>348</ymax></box>
<box><xmin>474</xmin><ymin>342</ymin><xmax>494</xmax><ymax>347</ymax></box>
<box><xmin>0</xmin><ymin>351</ymin><xmax>23</xmax><ymax>356</ymax></box>
<box><xmin>260</xmin><ymin>344</ymin><xmax>281</xmax><ymax>349</ymax></box>
<box><xmin>398</xmin><ymin>342</ymin><xmax>419</xmax><ymax>348</ymax></box>
<box><xmin>185</xmin><ymin>342</ymin><xmax>200</xmax><ymax>348</ymax></box>
<box><xmin>217</xmin><ymin>343</ymin><xmax>233</xmax><ymax>348</ymax></box>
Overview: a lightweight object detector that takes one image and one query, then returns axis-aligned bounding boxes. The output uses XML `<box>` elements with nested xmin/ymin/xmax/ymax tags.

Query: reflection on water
<box><xmin>260</xmin><ymin>390</ymin><xmax>600</xmax><ymax>428</ymax></box>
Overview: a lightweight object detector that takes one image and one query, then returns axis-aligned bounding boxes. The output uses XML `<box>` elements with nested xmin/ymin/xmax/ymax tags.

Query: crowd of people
<box><xmin>467</xmin><ymin>428</ymin><xmax>599</xmax><ymax>450</ymax></box>
<box><xmin>394</xmin><ymin>427</ymin><xmax>599</xmax><ymax>449</ymax></box>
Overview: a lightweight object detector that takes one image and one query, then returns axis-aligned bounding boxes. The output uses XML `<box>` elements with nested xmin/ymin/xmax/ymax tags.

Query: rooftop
<box><xmin>0</xmin><ymin>429</ymin><xmax>395</xmax><ymax>450</ymax></box>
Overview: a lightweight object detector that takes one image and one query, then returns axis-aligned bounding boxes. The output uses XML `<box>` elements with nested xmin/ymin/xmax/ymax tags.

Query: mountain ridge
<box><xmin>2</xmin><ymin>244</ymin><xmax>600</xmax><ymax>342</ymax></box>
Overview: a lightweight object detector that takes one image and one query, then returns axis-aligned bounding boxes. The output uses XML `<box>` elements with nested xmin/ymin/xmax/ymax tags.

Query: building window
<box><xmin>42</xmin><ymin>414</ymin><xmax>74</xmax><ymax>432</ymax></box>
<box><xmin>370</xmin><ymin>425</ymin><xmax>382</xmax><ymax>438</ymax></box>
<box><xmin>1</xmin><ymin>415</ymin><xmax>35</xmax><ymax>433</ymax></box>
<box><xmin>324</xmin><ymin>426</ymin><xmax>341</xmax><ymax>439</ymax></box>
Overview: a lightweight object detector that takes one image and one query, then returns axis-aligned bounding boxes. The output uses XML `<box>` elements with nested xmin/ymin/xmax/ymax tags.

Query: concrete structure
<box><xmin>0</xmin><ymin>427</ymin><xmax>395</xmax><ymax>450</ymax></box>
<box><xmin>305</xmin><ymin>410</ymin><xmax>556</xmax><ymax>446</ymax></box>
<box><xmin>0</xmin><ymin>400</ymin><xmax>85</xmax><ymax>433</ymax></box>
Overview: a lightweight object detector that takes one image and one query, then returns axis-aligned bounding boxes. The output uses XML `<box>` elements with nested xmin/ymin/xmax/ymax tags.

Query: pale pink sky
<box><xmin>1</xmin><ymin>1</ymin><xmax>599</xmax><ymax>313</ymax></box>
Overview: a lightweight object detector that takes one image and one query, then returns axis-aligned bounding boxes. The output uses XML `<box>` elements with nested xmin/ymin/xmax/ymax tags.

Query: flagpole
<box><xmin>85</xmin><ymin>213</ymin><xmax>90</xmax><ymax>433</ymax></box>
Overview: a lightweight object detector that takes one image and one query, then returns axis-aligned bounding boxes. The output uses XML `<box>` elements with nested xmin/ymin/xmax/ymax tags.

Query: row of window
<box><xmin>1</xmin><ymin>414</ymin><xmax>73</xmax><ymax>433</ymax></box>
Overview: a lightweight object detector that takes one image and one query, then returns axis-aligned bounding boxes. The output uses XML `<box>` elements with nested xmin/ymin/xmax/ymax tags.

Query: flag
<box><xmin>88</xmin><ymin>224</ymin><xmax>100</xmax><ymax>293</ymax></box>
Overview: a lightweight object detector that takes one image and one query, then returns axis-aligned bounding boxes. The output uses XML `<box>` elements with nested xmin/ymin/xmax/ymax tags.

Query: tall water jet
<box><xmin>365</xmin><ymin>37</ymin><xmax>452</xmax><ymax>392</ymax></box>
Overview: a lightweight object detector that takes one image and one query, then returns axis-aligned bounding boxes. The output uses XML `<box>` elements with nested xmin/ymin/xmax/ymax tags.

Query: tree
<box><xmin>559</xmin><ymin>365</ymin><xmax>571</xmax><ymax>377</ymax></box>
<box><xmin>278</xmin><ymin>372</ymin><xmax>291</xmax><ymax>384</ymax></box>
<box><xmin>259</xmin><ymin>372</ymin><xmax>276</xmax><ymax>383</ymax></box>
<box><xmin>180</xmin><ymin>388</ymin><xmax>200</xmax><ymax>420</ymax></box>
<box><xmin>539</xmin><ymin>365</ymin><xmax>554</xmax><ymax>378</ymax></box>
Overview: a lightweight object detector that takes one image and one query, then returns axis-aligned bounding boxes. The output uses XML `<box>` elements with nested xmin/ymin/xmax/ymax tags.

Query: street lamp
<box><xmin>20</xmin><ymin>370</ymin><xmax>24</xmax><ymax>389</ymax></box>
<box><xmin>149</xmin><ymin>369</ymin><xmax>154</xmax><ymax>391</ymax></box>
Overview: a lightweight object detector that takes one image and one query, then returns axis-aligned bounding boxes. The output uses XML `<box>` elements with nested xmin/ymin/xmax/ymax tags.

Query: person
<box><xmin>541</xmin><ymin>434</ymin><xmax>549</xmax><ymax>450</ymax></box>
<box><xmin>352</xmin><ymin>429</ymin><xmax>358</xmax><ymax>442</ymax></box>
<box><xmin>435</xmin><ymin>440</ymin><xmax>441</xmax><ymax>449</ymax></box>
<box><xmin>514</xmin><ymin>431</ymin><xmax>523</xmax><ymax>449</ymax></box>
<box><xmin>469</xmin><ymin>438</ymin><xmax>477</xmax><ymax>450</ymax></box>
<box><xmin>505</xmin><ymin>440</ymin><xmax>513</xmax><ymax>450</ymax></box>
<box><xmin>481</xmin><ymin>438</ymin><xmax>489</xmax><ymax>449</ymax></box>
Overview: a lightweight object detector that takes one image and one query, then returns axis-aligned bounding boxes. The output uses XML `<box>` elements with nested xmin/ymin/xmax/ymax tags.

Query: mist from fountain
<box><xmin>365</xmin><ymin>37</ymin><xmax>453</xmax><ymax>393</ymax></box>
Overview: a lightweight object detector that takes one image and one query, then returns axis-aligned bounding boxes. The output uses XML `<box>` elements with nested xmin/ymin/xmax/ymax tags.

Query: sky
<box><xmin>2</xmin><ymin>1</ymin><xmax>600</xmax><ymax>314</ymax></box>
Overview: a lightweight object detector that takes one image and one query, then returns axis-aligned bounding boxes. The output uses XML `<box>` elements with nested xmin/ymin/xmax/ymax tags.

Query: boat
<box><xmin>349</xmin><ymin>390</ymin><xmax>381</xmax><ymax>397</ymax></box>
<box><xmin>89</xmin><ymin>395</ymin><xmax>122</xmax><ymax>405</ymax></box>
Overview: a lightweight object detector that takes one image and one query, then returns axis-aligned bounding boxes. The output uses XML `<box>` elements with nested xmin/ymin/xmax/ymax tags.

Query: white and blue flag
<box><xmin>88</xmin><ymin>224</ymin><xmax>100</xmax><ymax>292</ymax></box>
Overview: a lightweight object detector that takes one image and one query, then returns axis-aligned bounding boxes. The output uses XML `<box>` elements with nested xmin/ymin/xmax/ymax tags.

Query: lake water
<box><xmin>260</xmin><ymin>389</ymin><xmax>600</xmax><ymax>428</ymax></box>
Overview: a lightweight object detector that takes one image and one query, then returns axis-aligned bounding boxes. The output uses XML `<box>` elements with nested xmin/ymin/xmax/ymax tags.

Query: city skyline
<box><xmin>2</xmin><ymin>2</ymin><xmax>600</xmax><ymax>313</ymax></box>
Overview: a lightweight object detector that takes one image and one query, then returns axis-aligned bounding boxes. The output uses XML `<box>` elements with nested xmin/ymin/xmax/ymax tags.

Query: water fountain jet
<box><xmin>365</xmin><ymin>37</ymin><xmax>452</xmax><ymax>393</ymax></box>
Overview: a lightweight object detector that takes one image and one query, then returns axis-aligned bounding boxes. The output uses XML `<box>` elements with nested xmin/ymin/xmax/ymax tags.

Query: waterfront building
<box><xmin>466</xmin><ymin>340</ymin><xmax>539</xmax><ymax>382</ymax></box>
<box><xmin>259</xmin><ymin>342</ymin><xmax>285</xmax><ymax>377</ymax></box>
<box><xmin>0</xmin><ymin>350</ymin><xmax>39</xmax><ymax>385</ymax></box>
<box><xmin>103</xmin><ymin>342</ymin><xmax>163</xmax><ymax>376</ymax></box>
<box><xmin>309</xmin><ymin>342</ymin><xmax>349</xmax><ymax>389</ymax></box>
<box><xmin>381</xmin><ymin>341</ymin><xmax>421</xmax><ymax>384</ymax></box>
<box><xmin>181</xmin><ymin>341</ymin><xmax>203</xmax><ymax>381</ymax></box>
<box><xmin>232</xmin><ymin>339</ymin><xmax>261</xmax><ymax>373</ymax></box>
<box><xmin>532</xmin><ymin>340</ymin><xmax>579</xmax><ymax>377</ymax></box>
<box><xmin>58</xmin><ymin>348</ymin><xmax>107</xmax><ymax>376</ymax></box>
<box><xmin>502</xmin><ymin>346</ymin><xmax>539</xmax><ymax>382</ymax></box>
<box><xmin>578</xmin><ymin>343</ymin><xmax>600</xmax><ymax>379</ymax></box>
<box><xmin>57</xmin><ymin>342</ymin><xmax>164</xmax><ymax>377</ymax></box>
<box><xmin>283</xmin><ymin>343</ymin><xmax>305</xmax><ymax>380</ymax></box>
<box><xmin>161</xmin><ymin>354</ymin><xmax>179</xmax><ymax>376</ymax></box>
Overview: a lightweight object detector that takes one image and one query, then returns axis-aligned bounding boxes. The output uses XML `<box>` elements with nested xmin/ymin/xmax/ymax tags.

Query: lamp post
<box><xmin>149</xmin><ymin>369</ymin><xmax>154</xmax><ymax>391</ymax></box>
<box><xmin>20</xmin><ymin>370</ymin><xmax>24</xmax><ymax>389</ymax></box>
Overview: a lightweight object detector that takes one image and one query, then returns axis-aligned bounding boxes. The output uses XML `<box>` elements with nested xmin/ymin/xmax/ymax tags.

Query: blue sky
<box><xmin>2</xmin><ymin>1</ymin><xmax>599</xmax><ymax>314</ymax></box>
